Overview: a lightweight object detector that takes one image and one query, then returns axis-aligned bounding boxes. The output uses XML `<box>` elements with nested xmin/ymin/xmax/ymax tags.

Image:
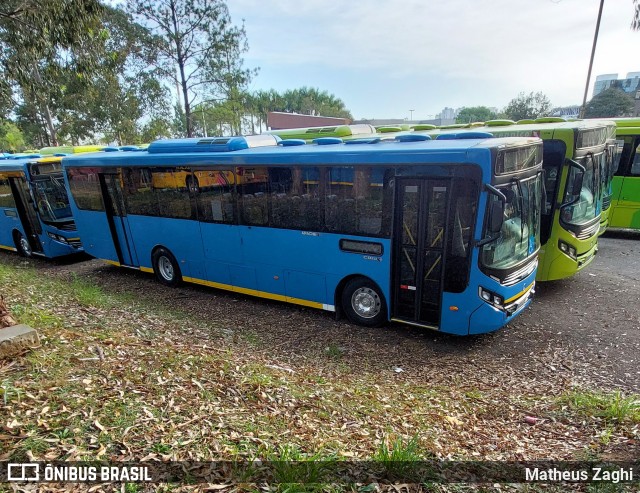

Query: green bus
<box><xmin>609</xmin><ymin>118</ymin><xmax>640</xmax><ymax>230</ymax></box>
<box><xmin>425</xmin><ymin>119</ymin><xmax>617</xmax><ymax>281</ymax></box>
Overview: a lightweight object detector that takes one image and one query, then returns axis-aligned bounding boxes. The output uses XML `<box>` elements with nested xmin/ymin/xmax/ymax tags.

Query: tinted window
<box><xmin>195</xmin><ymin>169</ymin><xmax>236</xmax><ymax>223</ymax></box>
<box><xmin>270</xmin><ymin>166</ymin><xmax>323</xmax><ymax>231</ymax></box>
<box><xmin>325</xmin><ymin>166</ymin><xmax>385</xmax><ymax>236</ymax></box>
<box><xmin>238</xmin><ymin>166</ymin><xmax>269</xmax><ymax>226</ymax></box>
<box><xmin>66</xmin><ymin>167</ymin><xmax>104</xmax><ymax>211</ymax></box>
<box><xmin>631</xmin><ymin>142</ymin><xmax>640</xmax><ymax>176</ymax></box>
<box><xmin>122</xmin><ymin>168</ymin><xmax>159</xmax><ymax>216</ymax></box>
<box><xmin>0</xmin><ymin>178</ymin><xmax>15</xmax><ymax>208</ymax></box>
<box><xmin>151</xmin><ymin>168</ymin><xmax>193</xmax><ymax>219</ymax></box>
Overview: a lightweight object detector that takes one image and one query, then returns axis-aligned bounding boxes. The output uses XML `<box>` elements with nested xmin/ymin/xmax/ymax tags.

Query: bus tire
<box><xmin>152</xmin><ymin>248</ymin><xmax>182</xmax><ymax>287</ymax></box>
<box><xmin>341</xmin><ymin>277</ymin><xmax>387</xmax><ymax>327</ymax></box>
<box><xmin>14</xmin><ymin>231</ymin><xmax>32</xmax><ymax>258</ymax></box>
<box><xmin>186</xmin><ymin>175</ymin><xmax>200</xmax><ymax>193</ymax></box>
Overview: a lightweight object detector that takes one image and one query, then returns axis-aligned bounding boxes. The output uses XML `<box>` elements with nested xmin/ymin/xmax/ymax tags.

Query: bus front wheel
<box><xmin>152</xmin><ymin>248</ymin><xmax>182</xmax><ymax>287</ymax></box>
<box><xmin>14</xmin><ymin>231</ymin><xmax>32</xmax><ymax>258</ymax></box>
<box><xmin>341</xmin><ymin>277</ymin><xmax>387</xmax><ymax>327</ymax></box>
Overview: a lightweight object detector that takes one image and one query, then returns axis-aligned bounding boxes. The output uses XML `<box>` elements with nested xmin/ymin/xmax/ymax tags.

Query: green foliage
<box><xmin>129</xmin><ymin>0</ymin><xmax>255</xmax><ymax>137</ymax></box>
<box><xmin>503</xmin><ymin>91</ymin><xmax>552</xmax><ymax>121</ymax></box>
<box><xmin>373</xmin><ymin>435</ymin><xmax>425</xmax><ymax>481</ymax></box>
<box><xmin>455</xmin><ymin>106</ymin><xmax>497</xmax><ymax>124</ymax></box>
<box><xmin>584</xmin><ymin>88</ymin><xmax>635</xmax><ymax>118</ymax></box>
<box><xmin>559</xmin><ymin>389</ymin><xmax>640</xmax><ymax>423</ymax></box>
<box><xmin>0</xmin><ymin>120</ymin><xmax>25</xmax><ymax>151</ymax></box>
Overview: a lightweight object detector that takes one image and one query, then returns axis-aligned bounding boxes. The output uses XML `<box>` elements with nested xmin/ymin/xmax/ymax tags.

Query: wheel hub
<box><xmin>159</xmin><ymin>256</ymin><xmax>174</xmax><ymax>280</ymax></box>
<box><xmin>352</xmin><ymin>287</ymin><xmax>381</xmax><ymax>319</ymax></box>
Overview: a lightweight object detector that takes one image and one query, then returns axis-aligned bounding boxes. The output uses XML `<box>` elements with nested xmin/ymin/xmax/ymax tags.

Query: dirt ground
<box><xmin>14</xmin><ymin>230</ymin><xmax>640</xmax><ymax>394</ymax></box>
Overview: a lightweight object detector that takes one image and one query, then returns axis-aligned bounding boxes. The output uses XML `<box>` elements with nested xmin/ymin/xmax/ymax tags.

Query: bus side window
<box><xmin>631</xmin><ymin>142</ymin><xmax>640</xmax><ymax>176</ymax></box>
<box><xmin>444</xmin><ymin>178</ymin><xmax>478</xmax><ymax>293</ymax></box>
<box><xmin>0</xmin><ymin>177</ymin><xmax>16</xmax><ymax>208</ymax></box>
<box><xmin>67</xmin><ymin>168</ymin><xmax>104</xmax><ymax>211</ymax></box>
<box><xmin>195</xmin><ymin>170</ymin><xmax>236</xmax><ymax>223</ymax></box>
<box><xmin>325</xmin><ymin>166</ymin><xmax>385</xmax><ymax>237</ymax></box>
<box><xmin>238</xmin><ymin>166</ymin><xmax>269</xmax><ymax>226</ymax></box>
<box><xmin>151</xmin><ymin>168</ymin><xmax>193</xmax><ymax>219</ymax></box>
<box><xmin>123</xmin><ymin>168</ymin><xmax>159</xmax><ymax>216</ymax></box>
<box><xmin>270</xmin><ymin>166</ymin><xmax>323</xmax><ymax>231</ymax></box>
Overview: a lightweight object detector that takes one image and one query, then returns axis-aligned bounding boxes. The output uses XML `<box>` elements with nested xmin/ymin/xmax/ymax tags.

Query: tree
<box><xmin>455</xmin><ymin>106</ymin><xmax>497</xmax><ymax>124</ymax></box>
<box><xmin>1</xmin><ymin>0</ymin><xmax>104</xmax><ymax>145</ymax></box>
<box><xmin>503</xmin><ymin>92</ymin><xmax>552</xmax><ymax>121</ymax></box>
<box><xmin>128</xmin><ymin>0</ymin><xmax>254</xmax><ymax>137</ymax></box>
<box><xmin>633</xmin><ymin>0</ymin><xmax>639</xmax><ymax>30</ymax></box>
<box><xmin>584</xmin><ymin>88</ymin><xmax>635</xmax><ymax>118</ymax></box>
<box><xmin>0</xmin><ymin>121</ymin><xmax>25</xmax><ymax>152</ymax></box>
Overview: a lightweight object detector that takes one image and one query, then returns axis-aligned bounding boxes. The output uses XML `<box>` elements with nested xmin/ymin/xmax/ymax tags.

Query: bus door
<box><xmin>392</xmin><ymin>178</ymin><xmax>450</xmax><ymax>328</ymax></box>
<box><xmin>99</xmin><ymin>173</ymin><xmax>139</xmax><ymax>267</ymax></box>
<box><xmin>8</xmin><ymin>176</ymin><xmax>44</xmax><ymax>254</ymax></box>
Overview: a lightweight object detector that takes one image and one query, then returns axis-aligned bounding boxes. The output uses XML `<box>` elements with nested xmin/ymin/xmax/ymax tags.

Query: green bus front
<box><xmin>608</xmin><ymin>118</ymin><xmax>640</xmax><ymax>230</ymax></box>
<box><xmin>425</xmin><ymin>120</ymin><xmax>615</xmax><ymax>281</ymax></box>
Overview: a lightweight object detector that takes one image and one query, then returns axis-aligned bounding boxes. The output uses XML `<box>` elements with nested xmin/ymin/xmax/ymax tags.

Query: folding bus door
<box><xmin>392</xmin><ymin>178</ymin><xmax>450</xmax><ymax>328</ymax></box>
<box><xmin>8</xmin><ymin>176</ymin><xmax>44</xmax><ymax>254</ymax></box>
<box><xmin>99</xmin><ymin>173</ymin><xmax>139</xmax><ymax>267</ymax></box>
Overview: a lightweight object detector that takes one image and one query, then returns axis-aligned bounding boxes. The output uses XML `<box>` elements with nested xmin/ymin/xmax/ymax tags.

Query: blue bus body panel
<box><xmin>62</xmin><ymin>137</ymin><xmax>539</xmax><ymax>334</ymax></box>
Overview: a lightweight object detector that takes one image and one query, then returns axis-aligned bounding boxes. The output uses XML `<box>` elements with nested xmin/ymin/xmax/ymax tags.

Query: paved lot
<box><xmin>6</xmin><ymin>232</ymin><xmax>640</xmax><ymax>392</ymax></box>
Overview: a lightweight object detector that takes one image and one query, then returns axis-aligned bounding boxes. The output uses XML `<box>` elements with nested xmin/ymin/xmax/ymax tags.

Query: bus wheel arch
<box><xmin>151</xmin><ymin>246</ymin><xmax>182</xmax><ymax>287</ymax></box>
<box><xmin>337</xmin><ymin>275</ymin><xmax>387</xmax><ymax>327</ymax></box>
<box><xmin>13</xmin><ymin>230</ymin><xmax>32</xmax><ymax>258</ymax></box>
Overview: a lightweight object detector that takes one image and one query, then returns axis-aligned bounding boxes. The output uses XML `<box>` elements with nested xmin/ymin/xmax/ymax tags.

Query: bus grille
<box><xmin>68</xmin><ymin>239</ymin><xmax>82</xmax><ymax>249</ymax></box>
<box><xmin>58</xmin><ymin>222</ymin><xmax>78</xmax><ymax>231</ymax></box>
<box><xmin>503</xmin><ymin>258</ymin><xmax>538</xmax><ymax>286</ymax></box>
<box><xmin>576</xmin><ymin>222</ymin><xmax>600</xmax><ymax>240</ymax></box>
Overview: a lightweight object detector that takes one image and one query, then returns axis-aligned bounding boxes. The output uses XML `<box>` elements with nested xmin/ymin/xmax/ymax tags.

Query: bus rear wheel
<box><xmin>341</xmin><ymin>277</ymin><xmax>387</xmax><ymax>327</ymax></box>
<box><xmin>186</xmin><ymin>175</ymin><xmax>200</xmax><ymax>193</ymax></box>
<box><xmin>14</xmin><ymin>231</ymin><xmax>32</xmax><ymax>258</ymax></box>
<box><xmin>152</xmin><ymin>248</ymin><xmax>182</xmax><ymax>287</ymax></box>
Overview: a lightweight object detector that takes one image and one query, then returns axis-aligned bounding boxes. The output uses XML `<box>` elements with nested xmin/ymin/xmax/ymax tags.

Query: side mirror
<box><xmin>488</xmin><ymin>200</ymin><xmax>504</xmax><ymax>234</ymax></box>
<box><xmin>568</xmin><ymin>170</ymin><xmax>584</xmax><ymax>197</ymax></box>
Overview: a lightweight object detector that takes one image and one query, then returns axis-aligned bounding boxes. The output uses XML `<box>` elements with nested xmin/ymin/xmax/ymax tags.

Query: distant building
<box><xmin>267</xmin><ymin>112</ymin><xmax>350</xmax><ymax>130</ymax></box>
<box><xmin>437</xmin><ymin>107</ymin><xmax>458</xmax><ymax>120</ymax></box>
<box><xmin>593</xmin><ymin>72</ymin><xmax>640</xmax><ymax>98</ymax></box>
<box><xmin>550</xmin><ymin>105</ymin><xmax>581</xmax><ymax>120</ymax></box>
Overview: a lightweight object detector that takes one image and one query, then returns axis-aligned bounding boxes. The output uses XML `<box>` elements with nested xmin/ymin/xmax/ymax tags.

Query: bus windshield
<box><xmin>481</xmin><ymin>174</ymin><xmax>542</xmax><ymax>271</ymax></box>
<box><xmin>32</xmin><ymin>174</ymin><xmax>73</xmax><ymax>223</ymax></box>
<box><xmin>561</xmin><ymin>154</ymin><xmax>599</xmax><ymax>227</ymax></box>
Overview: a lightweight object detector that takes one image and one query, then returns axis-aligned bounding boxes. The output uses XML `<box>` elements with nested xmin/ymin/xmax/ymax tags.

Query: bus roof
<box><xmin>38</xmin><ymin>145</ymin><xmax>106</xmax><ymax>155</ymax></box>
<box><xmin>607</xmin><ymin>117</ymin><xmax>640</xmax><ymax>128</ymax></box>
<box><xmin>62</xmin><ymin>135</ymin><xmax>541</xmax><ymax>169</ymax></box>
<box><xmin>0</xmin><ymin>158</ymin><xmax>33</xmax><ymax>173</ymax></box>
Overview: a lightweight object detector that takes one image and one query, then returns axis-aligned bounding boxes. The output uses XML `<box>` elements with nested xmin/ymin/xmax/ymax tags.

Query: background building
<box><xmin>267</xmin><ymin>112</ymin><xmax>350</xmax><ymax>130</ymax></box>
<box><xmin>593</xmin><ymin>72</ymin><xmax>640</xmax><ymax>98</ymax></box>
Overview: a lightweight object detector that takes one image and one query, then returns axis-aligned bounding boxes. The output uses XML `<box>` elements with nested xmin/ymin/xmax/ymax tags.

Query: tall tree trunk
<box><xmin>170</xmin><ymin>0</ymin><xmax>192</xmax><ymax>137</ymax></box>
<box><xmin>31</xmin><ymin>65</ymin><xmax>58</xmax><ymax>145</ymax></box>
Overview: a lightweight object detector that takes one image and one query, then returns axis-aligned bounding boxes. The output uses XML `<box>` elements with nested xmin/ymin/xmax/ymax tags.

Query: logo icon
<box><xmin>7</xmin><ymin>463</ymin><xmax>40</xmax><ymax>481</ymax></box>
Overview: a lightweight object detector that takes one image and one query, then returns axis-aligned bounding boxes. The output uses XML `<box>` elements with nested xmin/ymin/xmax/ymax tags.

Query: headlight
<box><xmin>479</xmin><ymin>287</ymin><xmax>503</xmax><ymax>308</ymax></box>
<box><xmin>558</xmin><ymin>240</ymin><xmax>577</xmax><ymax>260</ymax></box>
<box><xmin>47</xmin><ymin>232</ymin><xmax>69</xmax><ymax>244</ymax></box>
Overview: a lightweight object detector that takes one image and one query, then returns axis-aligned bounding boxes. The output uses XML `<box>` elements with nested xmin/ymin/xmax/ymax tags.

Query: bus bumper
<box><xmin>468</xmin><ymin>281</ymin><xmax>535</xmax><ymax>335</ymax></box>
<box><xmin>543</xmin><ymin>242</ymin><xmax>598</xmax><ymax>282</ymax></box>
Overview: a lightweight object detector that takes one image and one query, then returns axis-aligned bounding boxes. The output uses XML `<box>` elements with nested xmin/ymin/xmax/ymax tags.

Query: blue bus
<box><xmin>62</xmin><ymin>134</ymin><xmax>543</xmax><ymax>335</ymax></box>
<box><xmin>0</xmin><ymin>155</ymin><xmax>83</xmax><ymax>257</ymax></box>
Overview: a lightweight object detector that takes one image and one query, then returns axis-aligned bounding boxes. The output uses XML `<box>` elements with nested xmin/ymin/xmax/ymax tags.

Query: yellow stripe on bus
<box><xmin>105</xmin><ymin>259</ymin><xmax>325</xmax><ymax>310</ymax></box>
<box><xmin>104</xmin><ymin>260</ymin><xmax>121</xmax><ymax>267</ymax></box>
<box><xmin>505</xmin><ymin>281</ymin><xmax>535</xmax><ymax>304</ymax></box>
<box><xmin>182</xmin><ymin>275</ymin><xmax>324</xmax><ymax>310</ymax></box>
<box><xmin>0</xmin><ymin>245</ymin><xmax>17</xmax><ymax>252</ymax></box>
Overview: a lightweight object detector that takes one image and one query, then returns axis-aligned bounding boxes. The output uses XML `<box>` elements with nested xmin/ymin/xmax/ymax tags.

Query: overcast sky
<box><xmin>226</xmin><ymin>0</ymin><xmax>639</xmax><ymax>120</ymax></box>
